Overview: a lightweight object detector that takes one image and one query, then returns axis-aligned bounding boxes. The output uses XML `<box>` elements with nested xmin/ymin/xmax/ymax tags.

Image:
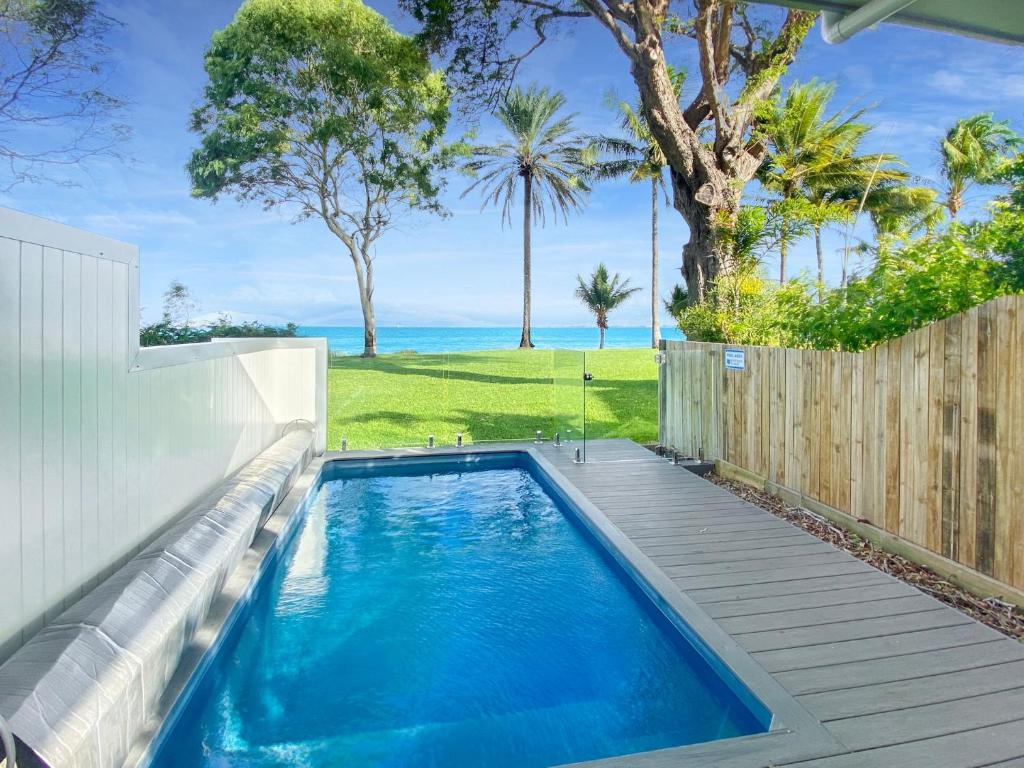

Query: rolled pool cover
<box><xmin>0</xmin><ymin>428</ymin><xmax>315</xmax><ymax>768</ymax></box>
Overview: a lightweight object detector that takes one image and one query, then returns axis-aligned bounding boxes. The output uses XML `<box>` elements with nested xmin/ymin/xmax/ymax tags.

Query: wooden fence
<box><xmin>658</xmin><ymin>295</ymin><xmax>1024</xmax><ymax>593</ymax></box>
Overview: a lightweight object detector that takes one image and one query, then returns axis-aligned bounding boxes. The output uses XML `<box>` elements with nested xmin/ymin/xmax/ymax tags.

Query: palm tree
<box><xmin>588</xmin><ymin>73</ymin><xmax>683</xmax><ymax>348</ymax></box>
<box><xmin>463</xmin><ymin>85</ymin><xmax>590</xmax><ymax>348</ymax></box>
<box><xmin>758</xmin><ymin>80</ymin><xmax>909</xmax><ymax>286</ymax></box>
<box><xmin>664</xmin><ymin>284</ymin><xmax>688</xmax><ymax>318</ymax></box>
<box><xmin>575</xmin><ymin>264</ymin><xmax>641</xmax><ymax>349</ymax></box>
<box><xmin>818</xmin><ymin>178</ymin><xmax>939</xmax><ymax>287</ymax></box>
<box><xmin>940</xmin><ymin>114</ymin><xmax>1021</xmax><ymax>218</ymax></box>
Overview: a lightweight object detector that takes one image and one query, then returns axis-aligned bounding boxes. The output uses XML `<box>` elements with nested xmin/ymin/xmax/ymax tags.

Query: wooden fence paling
<box><xmin>658</xmin><ymin>295</ymin><xmax>1024</xmax><ymax>593</ymax></box>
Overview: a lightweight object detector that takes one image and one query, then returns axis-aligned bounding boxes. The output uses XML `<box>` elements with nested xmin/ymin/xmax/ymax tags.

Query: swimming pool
<box><xmin>146</xmin><ymin>453</ymin><xmax>771</xmax><ymax>767</ymax></box>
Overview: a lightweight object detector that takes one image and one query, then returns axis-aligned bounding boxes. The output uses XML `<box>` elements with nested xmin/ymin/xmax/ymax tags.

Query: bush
<box><xmin>673</xmin><ymin>264</ymin><xmax>802</xmax><ymax>347</ymax></box>
<box><xmin>140</xmin><ymin>318</ymin><xmax>298</xmax><ymax>347</ymax></box>
<box><xmin>780</xmin><ymin>220</ymin><xmax>1020</xmax><ymax>351</ymax></box>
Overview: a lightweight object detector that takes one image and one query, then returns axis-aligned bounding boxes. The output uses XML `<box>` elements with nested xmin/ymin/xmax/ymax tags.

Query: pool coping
<box><xmin>127</xmin><ymin>443</ymin><xmax>845</xmax><ymax>768</ymax></box>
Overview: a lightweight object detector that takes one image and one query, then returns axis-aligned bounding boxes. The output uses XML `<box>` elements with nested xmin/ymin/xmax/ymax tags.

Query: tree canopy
<box><xmin>189</xmin><ymin>0</ymin><xmax>453</xmax><ymax>216</ymax></box>
<box><xmin>188</xmin><ymin>0</ymin><xmax>458</xmax><ymax>356</ymax></box>
<box><xmin>463</xmin><ymin>85</ymin><xmax>589</xmax><ymax>226</ymax></box>
<box><xmin>400</xmin><ymin>0</ymin><xmax>816</xmax><ymax>305</ymax></box>
<box><xmin>941</xmin><ymin>113</ymin><xmax>1021</xmax><ymax>218</ymax></box>
<box><xmin>0</xmin><ymin>0</ymin><xmax>128</xmax><ymax>186</ymax></box>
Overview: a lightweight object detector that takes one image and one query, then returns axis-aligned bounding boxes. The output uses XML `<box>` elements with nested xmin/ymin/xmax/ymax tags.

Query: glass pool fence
<box><xmin>326</xmin><ymin>348</ymin><xmax>597</xmax><ymax>458</ymax></box>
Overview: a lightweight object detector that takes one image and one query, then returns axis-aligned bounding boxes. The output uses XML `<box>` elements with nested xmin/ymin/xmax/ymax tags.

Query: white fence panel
<box><xmin>0</xmin><ymin>208</ymin><xmax>327</xmax><ymax>661</ymax></box>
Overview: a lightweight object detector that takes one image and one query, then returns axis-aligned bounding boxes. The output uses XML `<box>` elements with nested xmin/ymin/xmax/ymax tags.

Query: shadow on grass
<box><xmin>330</xmin><ymin>354</ymin><xmax>557</xmax><ymax>387</ymax></box>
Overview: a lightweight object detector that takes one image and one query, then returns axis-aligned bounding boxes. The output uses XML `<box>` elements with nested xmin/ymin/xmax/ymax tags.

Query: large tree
<box><xmin>402</xmin><ymin>0</ymin><xmax>816</xmax><ymax>305</ymax></box>
<box><xmin>462</xmin><ymin>85</ymin><xmax>589</xmax><ymax>348</ymax></box>
<box><xmin>188</xmin><ymin>0</ymin><xmax>455</xmax><ymax>357</ymax></box>
<box><xmin>0</xmin><ymin>0</ymin><xmax>127</xmax><ymax>186</ymax></box>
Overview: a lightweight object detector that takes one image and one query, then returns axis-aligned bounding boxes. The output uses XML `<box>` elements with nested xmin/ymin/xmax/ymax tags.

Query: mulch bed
<box><xmin>708</xmin><ymin>473</ymin><xmax>1024</xmax><ymax>642</ymax></box>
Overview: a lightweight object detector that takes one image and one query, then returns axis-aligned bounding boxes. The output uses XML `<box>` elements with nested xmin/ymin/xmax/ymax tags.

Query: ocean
<box><xmin>297</xmin><ymin>326</ymin><xmax>683</xmax><ymax>354</ymax></box>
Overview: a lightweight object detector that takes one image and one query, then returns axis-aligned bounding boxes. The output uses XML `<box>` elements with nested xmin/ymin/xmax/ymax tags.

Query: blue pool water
<box><xmin>149</xmin><ymin>455</ymin><xmax>768</xmax><ymax>768</ymax></box>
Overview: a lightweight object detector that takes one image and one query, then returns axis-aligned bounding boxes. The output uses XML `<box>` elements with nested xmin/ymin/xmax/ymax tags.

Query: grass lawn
<box><xmin>326</xmin><ymin>348</ymin><xmax>659</xmax><ymax>449</ymax></box>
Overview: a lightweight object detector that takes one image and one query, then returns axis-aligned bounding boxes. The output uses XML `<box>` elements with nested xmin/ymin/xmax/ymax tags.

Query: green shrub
<box><xmin>140</xmin><ymin>319</ymin><xmax>298</xmax><ymax>347</ymax></box>
<box><xmin>780</xmin><ymin>220</ymin><xmax>1020</xmax><ymax>351</ymax></box>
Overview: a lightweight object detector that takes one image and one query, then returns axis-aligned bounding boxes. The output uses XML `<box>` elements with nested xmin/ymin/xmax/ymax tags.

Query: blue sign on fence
<box><xmin>724</xmin><ymin>348</ymin><xmax>746</xmax><ymax>371</ymax></box>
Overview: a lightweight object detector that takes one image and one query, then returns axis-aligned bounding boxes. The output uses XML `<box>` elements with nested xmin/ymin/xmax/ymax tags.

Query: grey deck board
<box><xmin>622</xmin><ymin>519</ymin><xmax>798</xmax><ymax>539</ymax></box>
<box><xmin>736</xmin><ymin>608</ymin><xmax>972</xmax><ymax>653</ymax></box>
<box><xmin>614</xmin><ymin>513</ymin><xmax>773</xmax><ymax>531</ymax></box>
<box><xmin>604</xmin><ymin>506</ymin><xmax>781</xmax><ymax>521</ymax></box>
<box><xmin>716</xmin><ymin>594</ymin><xmax>941</xmax><ymax>633</ymax></box>
<box><xmin>629</xmin><ymin>527</ymin><xmax>812</xmax><ymax>546</ymax></box>
<box><xmin>827</xmin><ymin>687</ymin><xmax>1024</xmax><ymax>750</ymax></box>
<box><xmin>667</xmin><ymin>560</ymin><xmax>875</xmax><ymax>590</ymax></box>
<box><xmin>703</xmin><ymin>582</ymin><xmax>920</xmax><ymax>619</ymax></box>
<box><xmin>753</xmin><ymin>622</ymin><xmax>1001</xmax><ymax>672</ymax></box>
<box><xmin>775</xmin><ymin>638</ymin><xmax>1023</xmax><ymax>695</ymax></box>
<box><xmin>535</xmin><ymin>439</ymin><xmax>1024</xmax><ymax>768</ymax></box>
<box><xmin>653</xmin><ymin>550</ymin><xmax>850</xmax><ymax>577</ymax></box>
<box><xmin>638</xmin><ymin>535</ymin><xmax>822</xmax><ymax>556</ymax></box>
<box><xmin>789</xmin><ymin>718</ymin><xmax>1024</xmax><ymax>768</ymax></box>
<box><xmin>799</xmin><ymin>660</ymin><xmax>1024</xmax><ymax>720</ymax></box>
<box><xmin>650</xmin><ymin>541</ymin><xmax>835</xmax><ymax>566</ymax></box>
<box><xmin>682</xmin><ymin>572</ymin><xmax>891</xmax><ymax>603</ymax></box>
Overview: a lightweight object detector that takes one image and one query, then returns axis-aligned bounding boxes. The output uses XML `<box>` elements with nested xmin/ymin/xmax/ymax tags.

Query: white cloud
<box><xmin>80</xmin><ymin>209</ymin><xmax>196</xmax><ymax>233</ymax></box>
<box><xmin>928</xmin><ymin>67</ymin><xmax>1024</xmax><ymax>101</ymax></box>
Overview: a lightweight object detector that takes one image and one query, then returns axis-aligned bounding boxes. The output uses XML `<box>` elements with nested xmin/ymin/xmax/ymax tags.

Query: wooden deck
<box><xmin>540</xmin><ymin>439</ymin><xmax>1024</xmax><ymax>768</ymax></box>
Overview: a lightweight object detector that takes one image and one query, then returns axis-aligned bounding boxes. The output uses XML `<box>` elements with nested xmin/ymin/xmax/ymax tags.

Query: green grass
<box><xmin>327</xmin><ymin>348</ymin><xmax>658</xmax><ymax>449</ymax></box>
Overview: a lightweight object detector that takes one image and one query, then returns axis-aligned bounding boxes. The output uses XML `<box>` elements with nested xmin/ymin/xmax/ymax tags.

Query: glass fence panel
<box><xmin>328</xmin><ymin>346</ymin><xmax>564</xmax><ymax>450</ymax></box>
<box><xmin>445</xmin><ymin>348</ymin><xmax>556</xmax><ymax>446</ymax></box>
<box><xmin>326</xmin><ymin>343</ymin><xmax>658</xmax><ymax>453</ymax></box>
<box><xmin>552</xmin><ymin>348</ymin><xmax>585</xmax><ymax>460</ymax></box>
<box><xmin>328</xmin><ymin>349</ymin><xmax>453</xmax><ymax>450</ymax></box>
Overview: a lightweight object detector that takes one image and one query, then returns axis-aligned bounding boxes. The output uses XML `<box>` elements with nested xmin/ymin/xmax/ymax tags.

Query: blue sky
<box><xmin>5</xmin><ymin>1</ymin><xmax>1024</xmax><ymax>327</ymax></box>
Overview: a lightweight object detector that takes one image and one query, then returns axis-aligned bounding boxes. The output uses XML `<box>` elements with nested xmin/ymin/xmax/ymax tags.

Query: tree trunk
<box><xmin>672</xmin><ymin>170</ymin><xmax>739</xmax><ymax>304</ymax></box>
<box><xmin>948</xmin><ymin>188</ymin><xmax>962</xmax><ymax>219</ymax></box>
<box><xmin>815</xmin><ymin>225</ymin><xmax>824</xmax><ymax>295</ymax></box>
<box><xmin>324</xmin><ymin>214</ymin><xmax>378</xmax><ymax>358</ymax></box>
<box><xmin>520</xmin><ymin>175</ymin><xmax>533</xmax><ymax>349</ymax></box>
<box><xmin>355</xmin><ymin>246</ymin><xmax>377</xmax><ymax>357</ymax></box>
<box><xmin>599</xmin><ymin>324</ymin><xmax>605</xmax><ymax>350</ymax></box>
<box><xmin>778</xmin><ymin>218</ymin><xmax>788</xmax><ymax>285</ymax></box>
<box><xmin>651</xmin><ymin>177</ymin><xmax>660</xmax><ymax>348</ymax></box>
<box><xmin>606</xmin><ymin>3</ymin><xmax>812</xmax><ymax>306</ymax></box>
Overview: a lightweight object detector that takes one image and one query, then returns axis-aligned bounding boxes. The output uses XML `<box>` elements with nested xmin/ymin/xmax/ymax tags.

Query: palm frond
<box><xmin>462</xmin><ymin>84</ymin><xmax>590</xmax><ymax>227</ymax></box>
<box><xmin>576</xmin><ymin>263</ymin><xmax>642</xmax><ymax>326</ymax></box>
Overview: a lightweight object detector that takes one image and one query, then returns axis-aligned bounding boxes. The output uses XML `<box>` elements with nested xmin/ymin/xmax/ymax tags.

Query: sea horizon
<box><xmin>297</xmin><ymin>325</ymin><xmax>684</xmax><ymax>354</ymax></box>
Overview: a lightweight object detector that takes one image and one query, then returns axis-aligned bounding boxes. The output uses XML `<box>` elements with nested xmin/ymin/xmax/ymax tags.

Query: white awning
<box><xmin>752</xmin><ymin>0</ymin><xmax>1024</xmax><ymax>45</ymax></box>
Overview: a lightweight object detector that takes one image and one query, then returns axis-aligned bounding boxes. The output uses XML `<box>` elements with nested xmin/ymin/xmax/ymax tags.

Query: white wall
<box><xmin>0</xmin><ymin>208</ymin><xmax>327</xmax><ymax>662</ymax></box>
